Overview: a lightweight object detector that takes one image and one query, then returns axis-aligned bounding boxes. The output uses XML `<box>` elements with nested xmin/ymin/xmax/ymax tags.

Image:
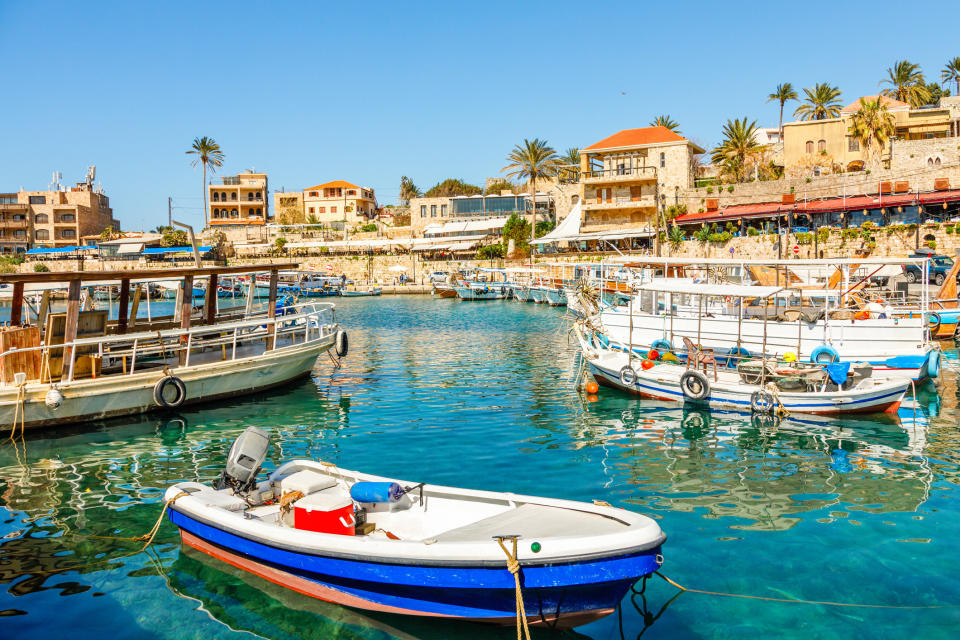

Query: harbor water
<box><xmin>2</xmin><ymin>296</ymin><xmax>960</xmax><ymax>638</ymax></box>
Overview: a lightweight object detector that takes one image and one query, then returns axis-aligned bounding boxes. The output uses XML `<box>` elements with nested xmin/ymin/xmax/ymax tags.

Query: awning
<box><xmin>635</xmin><ymin>279</ymin><xmax>784</xmax><ymax>298</ymax></box>
<box><xmin>25</xmin><ymin>245</ymin><xmax>97</xmax><ymax>255</ymax></box>
<box><xmin>142</xmin><ymin>246</ymin><xmax>213</xmax><ymax>255</ymax></box>
<box><xmin>116</xmin><ymin>242</ymin><xmax>145</xmax><ymax>254</ymax></box>
<box><xmin>425</xmin><ymin>217</ymin><xmax>509</xmax><ymax>237</ymax></box>
<box><xmin>533</xmin><ymin>203</ymin><xmax>582</xmax><ymax>244</ymax></box>
<box><xmin>447</xmin><ymin>241</ymin><xmax>478</xmax><ymax>251</ymax></box>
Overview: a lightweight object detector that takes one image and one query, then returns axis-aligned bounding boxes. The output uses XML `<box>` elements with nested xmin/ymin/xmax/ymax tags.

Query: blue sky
<box><xmin>1</xmin><ymin>1</ymin><xmax>957</xmax><ymax>230</ymax></box>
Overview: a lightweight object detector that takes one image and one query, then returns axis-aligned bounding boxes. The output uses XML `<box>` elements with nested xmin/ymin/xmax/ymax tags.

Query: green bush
<box><xmin>817</xmin><ymin>227</ymin><xmax>831</xmax><ymax>243</ymax></box>
<box><xmin>928</xmin><ymin>240</ymin><xmax>937</xmax><ymax>250</ymax></box>
<box><xmin>707</xmin><ymin>232</ymin><xmax>732</xmax><ymax>243</ymax></box>
<box><xmin>727</xmin><ymin>185</ymin><xmax>734</xmax><ymax>193</ymax></box>
<box><xmin>795</xmin><ymin>232</ymin><xmax>813</xmax><ymax>245</ymax></box>
<box><xmin>477</xmin><ymin>243</ymin><xmax>505</xmax><ymax>259</ymax></box>
<box><xmin>34</xmin><ymin>263</ymin><xmax>50</xmax><ymax>272</ymax></box>
<box><xmin>360</xmin><ymin>223</ymin><xmax>378</xmax><ymax>233</ymax></box>
<box><xmin>746</xmin><ymin>226</ymin><xmax>760</xmax><ymax>237</ymax></box>
<box><xmin>946</xmin><ymin>226</ymin><xmax>955</xmax><ymax>234</ymax></box>
<box><xmin>706</xmin><ymin>187</ymin><xmax>714</xmax><ymax>194</ymax></box>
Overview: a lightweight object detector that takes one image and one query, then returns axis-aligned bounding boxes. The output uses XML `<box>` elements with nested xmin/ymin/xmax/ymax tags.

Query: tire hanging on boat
<box><xmin>334</xmin><ymin>330</ymin><xmax>349</xmax><ymax>358</ymax></box>
<box><xmin>154</xmin><ymin>376</ymin><xmax>187</xmax><ymax>409</ymax></box>
<box><xmin>679</xmin><ymin>370</ymin><xmax>710</xmax><ymax>401</ymax></box>
<box><xmin>619</xmin><ymin>365</ymin><xmax>637</xmax><ymax>387</ymax></box>
<box><xmin>809</xmin><ymin>344</ymin><xmax>839</xmax><ymax>364</ymax></box>
<box><xmin>750</xmin><ymin>389</ymin><xmax>775</xmax><ymax>414</ymax></box>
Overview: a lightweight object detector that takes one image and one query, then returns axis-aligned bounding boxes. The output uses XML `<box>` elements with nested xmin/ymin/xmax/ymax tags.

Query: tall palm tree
<box><xmin>186</xmin><ymin>137</ymin><xmax>225</xmax><ymax>227</ymax></box>
<box><xmin>793</xmin><ymin>83</ymin><xmax>843</xmax><ymax>121</ymax></box>
<box><xmin>710</xmin><ymin>118</ymin><xmax>762</xmax><ymax>183</ymax></box>
<box><xmin>848</xmin><ymin>98</ymin><xmax>896</xmax><ymax>168</ymax></box>
<box><xmin>942</xmin><ymin>57</ymin><xmax>960</xmax><ymax>96</ymax></box>
<box><xmin>649</xmin><ymin>115</ymin><xmax>681</xmax><ymax>132</ymax></box>
<box><xmin>767</xmin><ymin>83</ymin><xmax>798</xmax><ymax>136</ymax></box>
<box><xmin>881</xmin><ymin>60</ymin><xmax>930</xmax><ymax>107</ymax></box>
<box><xmin>560</xmin><ymin>147</ymin><xmax>581</xmax><ymax>166</ymax></box>
<box><xmin>502</xmin><ymin>138</ymin><xmax>561</xmax><ymax>246</ymax></box>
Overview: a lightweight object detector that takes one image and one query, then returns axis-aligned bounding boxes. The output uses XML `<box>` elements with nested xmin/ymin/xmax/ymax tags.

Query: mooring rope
<box><xmin>495</xmin><ymin>536</ymin><xmax>532</xmax><ymax>640</ymax></box>
<box><xmin>655</xmin><ymin>571</ymin><xmax>946</xmax><ymax>609</ymax></box>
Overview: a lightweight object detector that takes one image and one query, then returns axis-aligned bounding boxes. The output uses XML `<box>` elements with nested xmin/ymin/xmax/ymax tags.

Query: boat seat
<box><xmin>279</xmin><ymin>470</ymin><xmax>339</xmax><ymax>496</ymax></box>
<box><xmin>433</xmin><ymin>503</ymin><xmax>627</xmax><ymax>542</ymax></box>
<box><xmin>202</xmin><ymin>489</ymin><xmax>248</xmax><ymax>512</ymax></box>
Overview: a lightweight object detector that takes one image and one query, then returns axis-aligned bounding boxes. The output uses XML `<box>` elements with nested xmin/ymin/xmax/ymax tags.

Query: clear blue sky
<box><xmin>1</xmin><ymin>1</ymin><xmax>957</xmax><ymax>230</ymax></box>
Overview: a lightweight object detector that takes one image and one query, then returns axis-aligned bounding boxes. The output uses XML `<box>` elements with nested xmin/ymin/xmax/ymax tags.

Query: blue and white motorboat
<box><xmin>166</xmin><ymin>428</ymin><xmax>665</xmax><ymax>628</ymax></box>
<box><xmin>455</xmin><ymin>282</ymin><xmax>512</xmax><ymax>300</ymax></box>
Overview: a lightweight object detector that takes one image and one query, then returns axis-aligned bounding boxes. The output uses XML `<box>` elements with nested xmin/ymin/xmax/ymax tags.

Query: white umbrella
<box><xmin>388</xmin><ymin>265</ymin><xmax>407</xmax><ymax>272</ymax></box>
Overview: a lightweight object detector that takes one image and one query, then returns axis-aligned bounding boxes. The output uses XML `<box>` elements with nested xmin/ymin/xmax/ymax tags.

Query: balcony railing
<box><xmin>583</xmin><ymin>196</ymin><xmax>657</xmax><ymax>210</ymax></box>
<box><xmin>582</xmin><ymin>166</ymin><xmax>658</xmax><ymax>181</ymax></box>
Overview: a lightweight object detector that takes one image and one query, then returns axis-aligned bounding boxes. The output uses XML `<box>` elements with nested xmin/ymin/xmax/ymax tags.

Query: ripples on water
<box><xmin>2</xmin><ymin>297</ymin><xmax>960</xmax><ymax>638</ymax></box>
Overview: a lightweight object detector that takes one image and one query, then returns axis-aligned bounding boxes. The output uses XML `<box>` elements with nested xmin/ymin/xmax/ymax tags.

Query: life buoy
<box><xmin>619</xmin><ymin>365</ymin><xmax>637</xmax><ymax>386</ymax></box>
<box><xmin>810</xmin><ymin>345</ymin><xmax>839</xmax><ymax>364</ymax></box>
<box><xmin>335</xmin><ymin>330</ymin><xmax>349</xmax><ymax>357</ymax></box>
<box><xmin>727</xmin><ymin>346</ymin><xmax>751</xmax><ymax>368</ymax></box>
<box><xmin>751</xmin><ymin>389</ymin><xmax>775</xmax><ymax>414</ymax></box>
<box><xmin>924</xmin><ymin>349</ymin><xmax>941</xmax><ymax>379</ymax></box>
<box><xmin>679</xmin><ymin>370</ymin><xmax>710</xmax><ymax>401</ymax></box>
<box><xmin>651</xmin><ymin>339</ymin><xmax>673</xmax><ymax>352</ymax></box>
<box><xmin>154</xmin><ymin>376</ymin><xmax>187</xmax><ymax>409</ymax></box>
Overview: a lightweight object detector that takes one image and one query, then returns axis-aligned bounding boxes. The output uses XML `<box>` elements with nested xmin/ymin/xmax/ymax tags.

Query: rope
<box><xmin>764</xmin><ymin>381</ymin><xmax>790</xmax><ymax>418</ymax></box>
<box><xmin>654</xmin><ymin>572</ymin><xmax>945</xmax><ymax>609</ymax></box>
<box><xmin>9</xmin><ymin>384</ymin><xmax>26</xmax><ymax>440</ymax></box>
<box><xmin>495</xmin><ymin>536</ymin><xmax>531</xmax><ymax>640</ymax></box>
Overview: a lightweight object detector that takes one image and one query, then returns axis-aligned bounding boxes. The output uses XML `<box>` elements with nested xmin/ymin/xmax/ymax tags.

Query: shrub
<box><xmin>795</xmin><ymin>232</ymin><xmax>813</xmax><ymax>245</ymax></box>
<box><xmin>707</xmin><ymin>232</ymin><xmax>733</xmax><ymax>243</ymax></box>
<box><xmin>706</xmin><ymin>187</ymin><xmax>713</xmax><ymax>194</ymax></box>
<box><xmin>947</xmin><ymin>226</ymin><xmax>955</xmax><ymax>234</ymax></box>
<box><xmin>727</xmin><ymin>185</ymin><xmax>734</xmax><ymax>193</ymax></box>
<box><xmin>33</xmin><ymin>263</ymin><xmax>50</xmax><ymax>272</ymax></box>
<box><xmin>746</xmin><ymin>226</ymin><xmax>760</xmax><ymax>237</ymax></box>
<box><xmin>928</xmin><ymin>240</ymin><xmax>937</xmax><ymax>249</ymax></box>
<box><xmin>477</xmin><ymin>243</ymin><xmax>505</xmax><ymax>259</ymax></box>
<box><xmin>805</xmin><ymin>177</ymin><xmax>812</xmax><ymax>183</ymax></box>
<box><xmin>360</xmin><ymin>223</ymin><xmax>378</xmax><ymax>233</ymax></box>
<box><xmin>842</xmin><ymin>228</ymin><xmax>860</xmax><ymax>240</ymax></box>
<box><xmin>861</xmin><ymin>221</ymin><xmax>875</xmax><ymax>230</ymax></box>
<box><xmin>817</xmin><ymin>227</ymin><xmax>831</xmax><ymax>243</ymax></box>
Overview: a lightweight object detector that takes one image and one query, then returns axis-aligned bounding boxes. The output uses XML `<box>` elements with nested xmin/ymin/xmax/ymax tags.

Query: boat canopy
<box><xmin>634</xmin><ymin>279</ymin><xmax>784</xmax><ymax>298</ymax></box>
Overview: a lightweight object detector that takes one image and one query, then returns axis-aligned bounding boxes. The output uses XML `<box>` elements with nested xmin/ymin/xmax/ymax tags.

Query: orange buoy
<box><xmin>586</xmin><ymin>394</ymin><xmax>599</xmax><ymax>403</ymax></box>
<box><xmin>647</xmin><ymin>349</ymin><xmax>660</xmax><ymax>360</ymax></box>
<box><xmin>641</xmin><ymin>359</ymin><xmax>655</xmax><ymax>370</ymax></box>
<box><xmin>854</xmin><ymin>310</ymin><xmax>869</xmax><ymax>321</ymax></box>
<box><xmin>585</xmin><ymin>381</ymin><xmax>599</xmax><ymax>394</ymax></box>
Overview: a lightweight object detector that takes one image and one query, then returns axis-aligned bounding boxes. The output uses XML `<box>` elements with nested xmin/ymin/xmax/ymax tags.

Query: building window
<box><xmin>60</xmin><ymin>229</ymin><xmax>76</xmax><ymax>239</ymax></box>
<box><xmin>616</xmin><ymin>163</ymin><xmax>626</xmax><ymax>176</ymax></box>
<box><xmin>318</xmin><ymin>207</ymin><xmax>326</xmax><ymax>213</ymax></box>
<box><xmin>848</xmin><ymin>138</ymin><xmax>860</xmax><ymax>152</ymax></box>
<box><xmin>35</xmin><ymin>229</ymin><xmax>49</xmax><ymax>240</ymax></box>
<box><xmin>630</xmin><ymin>186</ymin><xmax>643</xmax><ymax>201</ymax></box>
<box><xmin>441</xmin><ymin>204</ymin><xmax>447</xmax><ymax>217</ymax></box>
<box><xmin>659</xmin><ymin>153</ymin><xmax>665</xmax><ymax>168</ymax></box>
<box><xmin>212</xmin><ymin>192</ymin><xmax>220</xmax><ymax>202</ymax></box>
<box><xmin>421</xmin><ymin>205</ymin><xmax>427</xmax><ymax>218</ymax></box>
<box><xmin>805</xmin><ymin>141</ymin><xmax>814</xmax><ymax>153</ymax></box>
<box><xmin>431</xmin><ymin>205</ymin><xmax>437</xmax><ymax>217</ymax></box>
<box><xmin>59</xmin><ymin>213</ymin><xmax>75</xmax><ymax>222</ymax></box>
<box><xmin>309</xmin><ymin>191</ymin><xmax>318</xmax><ymax>197</ymax></box>
<box><xmin>230</xmin><ymin>192</ymin><xmax>237</xmax><ymax>200</ymax></box>
<box><xmin>256</xmin><ymin>208</ymin><xmax>262</xmax><ymax>216</ymax></box>
<box><xmin>34</xmin><ymin>213</ymin><xmax>48</xmax><ymax>223</ymax></box>
<box><xmin>212</xmin><ymin>208</ymin><xmax>219</xmax><ymax>218</ymax></box>
<box><xmin>231</xmin><ymin>209</ymin><xmax>238</xmax><ymax>218</ymax></box>
<box><xmin>331</xmin><ymin>206</ymin><xmax>337</xmax><ymax>213</ymax></box>
<box><xmin>247</xmin><ymin>193</ymin><xmax>254</xmax><ymax>201</ymax></box>
<box><xmin>221</xmin><ymin>192</ymin><xmax>227</xmax><ymax>200</ymax></box>
<box><xmin>29</xmin><ymin>196</ymin><xmax>45</xmax><ymax>204</ymax></box>
<box><xmin>308</xmin><ymin>207</ymin><xmax>315</xmax><ymax>213</ymax></box>
<box><xmin>935</xmin><ymin>157</ymin><xmax>942</xmax><ymax>166</ymax></box>
<box><xmin>347</xmin><ymin>190</ymin><xmax>356</xmax><ymax>196</ymax></box>
<box><xmin>14</xmin><ymin>230</ymin><xmax>26</xmax><ymax>238</ymax></box>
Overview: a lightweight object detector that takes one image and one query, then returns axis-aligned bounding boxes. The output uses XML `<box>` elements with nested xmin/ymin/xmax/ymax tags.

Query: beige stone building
<box><xmin>208</xmin><ymin>171</ymin><xmax>269</xmax><ymax>229</ymax></box>
<box><xmin>0</xmin><ymin>173</ymin><xmax>118</xmax><ymax>253</ymax></box>
<box><xmin>578</xmin><ymin>126</ymin><xmax>704</xmax><ymax>231</ymax></box>
<box><xmin>273</xmin><ymin>181</ymin><xmax>377</xmax><ymax>229</ymax></box>
<box><xmin>782</xmin><ymin>95</ymin><xmax>960</xmax><ymax>174</ymax></box>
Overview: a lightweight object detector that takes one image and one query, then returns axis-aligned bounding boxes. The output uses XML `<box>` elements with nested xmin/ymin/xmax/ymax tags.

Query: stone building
<box><xmin>208</xmin><ymin>171</ymin><xmax>269</xmax><ymax>229</ymax></box>
<box><xmin>0</xmin><ymin>171</ymin><xmax>118</xmax><ymax>253</ymax></box>
<box><xmin>273</xmin><ymin>180</ymin><xmax>377</xmax><ymax>229</ymax></box>
<box><xmin>409</xmin><ymin>191</ymin><xmax>556</xmax><ymax>236</ymax></box>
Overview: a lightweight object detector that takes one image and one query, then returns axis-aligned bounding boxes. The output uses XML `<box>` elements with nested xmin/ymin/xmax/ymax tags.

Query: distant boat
<box><xmin>340</xmin><ymin>286</ymin><xmax>381</xmax><ymax>297</ymax></box>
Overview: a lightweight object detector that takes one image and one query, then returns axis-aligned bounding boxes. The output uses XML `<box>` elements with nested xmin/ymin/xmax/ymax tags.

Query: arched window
<box><xmin>928</xmin><ymin>158</ymin><xmax>934</xmax><ymax>166</ymax></box>
<box><xmin>935</xmin><ymin>157</ymin><xmax>942</xmax><ymax>166</ymax></box>
<box><xmin>571</xmin><ymin>195</ymin><xmax>579</xmax><ymax>205</ymax></box>
<box><xmin>660</xmin><ymin>152</ymin><xmax>666</xmax><ymax>168</ymax></box>
<box><xmin>247</xmin><ymin>193</ymin><xmax>254</xmax><ymax>201</ymax></box>
<box><xmin>35</xmin><ymin>229</ymin><xmax>49</xmax><ymax>240</ymax></box>
<box><xmin>59</xmin><ymin>229</ymin><xmax>76</xmax><ymax>239</ymax></box>
<box><xmin>805</xmin><ymin>141</ymin><xmax>814</xmax><ymax>153</ymax></box>
<box><xmin>256</xmin><ymin>208</ymin><xmax>262</xmax><ymax>216</ymax></box>
<box><xmin>817</xmin><ymin>139</ymin><xmax>826</xmax><ymax>152</ymax></box>
<box><xmin>59</xmin><ymin>213</ymin><xmax>75</xmax><ymax>222</ymax></box>
<box><xmin>34</xmin><ymin>213</ymin><xmax>48</xmax><ymax>223</ymax></box>
<box><xmin>212</xmin><ymin>192</ymin><xmax>219</xmax><ymax>202</ymax></box>
<box><xmin>231</xmin><ymin>209</ymin><xmax>238</xmax><ymax>218</ymax></box>
<box><xmin>221</xmin><ymin>192</ymin><xmax>227</xmax><ymax>200</ymax></box>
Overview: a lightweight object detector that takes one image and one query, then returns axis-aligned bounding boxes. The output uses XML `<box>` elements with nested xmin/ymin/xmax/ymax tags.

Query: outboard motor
<box><xmin>216</xmin><ymin>426</ymin><xmax>270</xmax><ymax>494</ymax></box>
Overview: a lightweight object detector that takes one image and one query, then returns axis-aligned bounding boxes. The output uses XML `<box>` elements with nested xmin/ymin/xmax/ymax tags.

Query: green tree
<box><xmin>484</xmin><ymin>179</ymin><xmax>515</xmax><ymax>195</ymax></box>
<box><xmin>423</xmin><ymin>178</ymin><xmax>482</xmax><ymax>198</ymax></box>
<box><xmin>502</xmin><ymin>212</ymin><xmax>532</xmax><ymax>250</ymax></box>
<box><xmin>668</xmin><ymin>225</ymin><xmax>685</xmax><ymax>248</ymax></box>
<box><xmin>848</xmin><ymin>98</ymin><xmax>896</xmax><ymax>168</ymax></box>
<box><xmin>185</xmin><ymin>136</ymin><xmax>225</xmax><ymax>227</ymax></box>
<box><xmin>793</xmin><ymin>83</ymin><xmax>843</xmax><ymax>121</ymax></box>
<box><xmin>560</xmin><ymin>147</ymin><xmax>581</xmax><ymax>166</ymax></box>
<box><xmin>649</xmin><ymin>115</ymin><xmax>680</xmax><ymax>132</ymax></box>
<box><xmin>881</xmin><ymin>60</ymin><xmax>930</xmax><ymax>107</ymax></box>
<box><xmin>920</xmin><ymin>81</ymin><xmax>950</xmax><ymax>105</ymax></box>
<box><xmin>535</xmin><ymin>219</ymin><xmax>555</xmax><ymax>238</ymax></box>
<box><xmin>274</xmin><ymin>237</ymin><xmax>287</xmax><ymax>255</ymax></box>
<box><xmin>99</xmin><ymin>225</ymin><xmax>118</xmax><ymax>242</ymax></box>
<box><xmin>399</xmin><ymin>176</ymin><xmax>421</xmax><ymax>205</ymax></box>
<box><xmin>502</xmin><ymin>138</ymin><xmax>561</xmax><ymax>246</ymax></box>
<box><xmin>161</xmin><ymin>229</ymin><xmax>189</xmax><ymax>247</ymax></box>
<box><xmin>942</xmin><ymin>57</ymin><xmax>960</xmax><ymax>96</ymax></box>
<box><xmin>767</xmin><ymin>83</ymin><xmax>798</xmax><ymax>136</ymax></box>
<box><xmin>711</xmin><ymin>118</ymin><xmax>762</xmax><ymax>183</ymax></box>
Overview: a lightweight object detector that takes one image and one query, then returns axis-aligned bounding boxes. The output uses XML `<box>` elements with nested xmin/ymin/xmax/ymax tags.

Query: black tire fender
<box><xmin>751</xmin><ymin>389</ymin><xmax>775</xmax><ymax>414</ymax></box>
<box><xmin>619</xmin><ymin>365</ymin><xmax>637</xmax><ymax>387</ymax></box>
<box><xmin>154</xmin><ymin>376</ymin><xmax>187</xmax><ymax>409</ymax></box>
<box><xmin>679</xmin><ymin>370</ymin><xmax>710</xmax><ymax>401</ymax></box>
<box><xmin>335</xmin><ymin>330</ymin><xmax>349</xmax><ymax>358</ymax></box>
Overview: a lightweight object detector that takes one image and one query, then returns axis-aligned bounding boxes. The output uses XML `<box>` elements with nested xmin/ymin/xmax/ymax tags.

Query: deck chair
<box><xmin>682</xmin><ymin>336</ymin><xmax>718</xmax><ymax>381</ymax></box>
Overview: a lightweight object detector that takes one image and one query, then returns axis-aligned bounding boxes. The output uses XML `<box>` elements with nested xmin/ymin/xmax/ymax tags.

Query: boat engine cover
<box><xmin>222</xmin><ymin>427</ymin><xmax>270</xmax><ymax>491</ymax></box>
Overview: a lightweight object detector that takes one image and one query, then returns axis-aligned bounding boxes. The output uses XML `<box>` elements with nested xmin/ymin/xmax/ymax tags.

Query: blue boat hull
<box><xmin>169</xmin><ymin>509</ymin><xmax>662</xmax><ymax>626</ymax></box>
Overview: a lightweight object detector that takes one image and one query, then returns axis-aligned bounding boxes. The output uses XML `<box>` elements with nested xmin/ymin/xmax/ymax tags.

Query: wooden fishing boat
<box><xmin>165</xmin><ymin>428</ymin><xmax>665</xmax><ymax>628</ymax></box>
<box><xmin>340</xmin><ymin>286</ymin><xmax>382</xmax><ymax>297</ymax></box>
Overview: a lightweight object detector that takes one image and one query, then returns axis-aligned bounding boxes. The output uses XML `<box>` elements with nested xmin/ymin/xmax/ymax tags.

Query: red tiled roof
<box><xmin>305</xmin><ymin>180</ymin><xmax>362</xmax><ymax>191</ymax></box>
<box><xmin>840</xmin><ymin>95</ymin><xmax>909</xmax><ymax>113</ymax></box>
<box><xmin>675</xmin><ymin>189</ymin><xmax>960</xmax><ymax>225</ymax></box>
<box><xmin>583</xmin><ymin>126</ymin><xmax>692</xmax><ymax>151</ymax></box>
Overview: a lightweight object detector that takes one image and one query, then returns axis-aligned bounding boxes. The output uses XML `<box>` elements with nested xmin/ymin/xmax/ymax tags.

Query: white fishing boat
<box><xmin>456</xmin><ymin>268</ymin><xmax>513</xmax><ymax>301</ymax></box>
<box><xmin>529</xmin><ymin>286</ymin><xmax>548</xmax><ymax>304</ymax></box>
<box><xmin>544</xmin><ymin>287</ymin><xmax>567</xmax><ymax>307</ymax></box>
<box><xmin>165</xmin><ymin>427</ymin><xmax>666</xmax><ymax>627</ymax></box>
<box><xmin>0</xmin><ymin>264</ymin><xmax>347</xmax><ymax>432</ymax></box>
<box><xmin>575</xmin><ymin>327</ymin><xmax>910</xmax><ymax>416</ymax></box>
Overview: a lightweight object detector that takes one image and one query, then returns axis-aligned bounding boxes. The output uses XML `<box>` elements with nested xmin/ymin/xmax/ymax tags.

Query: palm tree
<box><xmin>942</xmin><ymin>57</ymin><xmax>960</xmax><ymax>96</ymax></box>
<box><xmin>881</xmin><ymin>60</ymin><xmax>930</xmax><ymax>107</ymax></box>
<box><xmin>560</xmin><ymin>147</ymin><xmax>581</xmax><ymax>166</ymax></box>
<box><xmin>848</xmin><ymin>98</ymin><xmax>896</xmax><ymax>168</ymax></box>
<box><xmin>649</xmin><ymin>115</ymin><xmax>681</xmax><ymax>132</ymax></box>
<box><xmin>793</xmin><ymin>83</ymin><xmax>843</xmax><ymax>121</ymax></box>
<box><xmin>186</xmin><ymin>137</ymin><xmax>225</xmax><ymax>227</ymax></box>
<box><xmin>399</xmin><ymin>176</ymin><xmax>421</xmax><ymax>205</ymax></box>
<box><xmin>767</xmin><ymin>83</ymin><xmax>798</xmax><ymax>136</ymax></box>
<box><xmin>710</xmin><ymin>118</ymin><xmax>762</xmax><ymax>183</ymax></box>
<box><xmin>502</xmin><ymin>138</ymin><xmax>561</xmax><ymax>247</ymax></box>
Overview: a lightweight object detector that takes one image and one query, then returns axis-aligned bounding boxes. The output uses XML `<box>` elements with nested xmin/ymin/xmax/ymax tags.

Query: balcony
<box><xmin>582</xmin><ymin>166</ymin><xmax>657</xmax><ymax>184</ymax></box>
<box><xmin>0</xmin><ymin>202</ymin><xmax>28</xmax><ymax>211</ymax></box>
<box><xmin>0</xmin><ymin>218</ymin><xmax>28</xmax><ymax>228</ymax></box>
<box><xmin>582</xmin><ymin>196</ymin><xmax>657</xmax><ymax>211</ymax></box>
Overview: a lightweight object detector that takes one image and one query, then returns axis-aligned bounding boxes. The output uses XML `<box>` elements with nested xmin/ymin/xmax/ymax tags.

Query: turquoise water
<box><xmin>2</xmin><ymin>296</ymin><xmax>960</xmax><ymax>638</ymax></box>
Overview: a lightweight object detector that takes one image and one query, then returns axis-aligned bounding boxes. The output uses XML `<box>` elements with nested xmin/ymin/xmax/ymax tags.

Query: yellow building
<box><xmin>578</xmin><ymin>126</ymin><xmax>704</xmax><ymax>231</ymax></box>
<box><xmin>302</xmin><ymin>181</ymin><xmax>376</xmax><ymax>227</ymax></box>
<box><xmin>208</xmin><ymin>171</ymin><xmax>269</xmax><ymax>228</ymax></box>
<box><xmin>782</xmin><ymin>95</ymin><xmax>960</xmax><ymax>174</ymax></box>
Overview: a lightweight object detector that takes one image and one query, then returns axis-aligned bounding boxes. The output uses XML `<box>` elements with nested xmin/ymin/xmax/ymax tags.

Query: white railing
<box><xmin>1</xmin><ymin>302</ymin><xmax>337</xmax><ymax>384</ymax></box>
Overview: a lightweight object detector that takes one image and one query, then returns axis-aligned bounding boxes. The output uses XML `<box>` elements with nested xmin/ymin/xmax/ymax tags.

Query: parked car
<box><xmin>904</xmin><ymin>251</ymin><xmax>955</xmax><ymax>286</ymax></box>
<box><xmin>428</xmin><ymin>271</ymin><xmax>450</xmax><ymax>284</ymax></box>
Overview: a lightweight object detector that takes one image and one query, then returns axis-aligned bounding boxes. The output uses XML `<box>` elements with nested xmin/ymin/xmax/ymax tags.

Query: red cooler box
<box><xmin>293</xmin><ymin>493</ymin><xmax>356</xmax><ymax>535</ymax></box>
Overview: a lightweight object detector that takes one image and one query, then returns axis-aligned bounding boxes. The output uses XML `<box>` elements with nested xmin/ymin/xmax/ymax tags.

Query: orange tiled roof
<box><xmin>583</xmin><ymin>126</ymin><xmax>693</xmax><ymax>151</ymax></box>
<box><xmin>841</xmin><ymin>95</ymin><xmax>910</xmax><ymax>112</ymax></box>
<box><xmin>305</xmin><ymin>180</ymin><xmax>363</xmax><ymax>191</ymax></box>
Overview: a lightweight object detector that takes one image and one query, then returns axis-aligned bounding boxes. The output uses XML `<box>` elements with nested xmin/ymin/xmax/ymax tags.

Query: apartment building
<box><xmin>0</xmin><ymin>173</ymin><xmax>118</xmax><ymax>253</ymax></box>
<box><xmin>208</xmin><ymin>171</ymin><xmax>269</xmax><ymax>228</ymax></box>
<box><xmin>408</xmin><ymin>191</ymin><xmax>554</xmax><ymax>235</ymax></box>
<box><xmin>273</xmin><ymin>181</ymin><xmax>377</xmax><ymax>228</ymax></box>
<box><xmin>578</xmin><ymin>126</ymin><xmax>704</xmax><ymax>231</ymax></box>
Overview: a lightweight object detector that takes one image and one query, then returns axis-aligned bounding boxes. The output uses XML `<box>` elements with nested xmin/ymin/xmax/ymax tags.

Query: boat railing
<box><xmin>1</xmin><ymin>302</ymin><xmax>337</xmax><ymax>384</ymax></box>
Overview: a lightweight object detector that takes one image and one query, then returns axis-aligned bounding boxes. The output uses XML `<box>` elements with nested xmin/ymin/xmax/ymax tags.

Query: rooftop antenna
<box><xmin>49</xmin><ymin>171</ymin><xmax>62</xmax><ymax>191</ymax></box>
<box><xmin>86</xmin><ymin>165</ymin><xmax>96</xmax><ymax>187</ymax></box>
